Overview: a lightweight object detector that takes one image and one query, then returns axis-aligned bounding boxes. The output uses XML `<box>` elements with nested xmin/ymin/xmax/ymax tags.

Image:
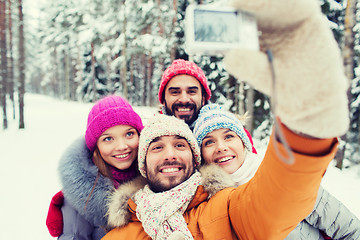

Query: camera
<box><xmin>185</xmin><ymin>4</ymin><xmax>259</xmax><ymax>55</ymax></box>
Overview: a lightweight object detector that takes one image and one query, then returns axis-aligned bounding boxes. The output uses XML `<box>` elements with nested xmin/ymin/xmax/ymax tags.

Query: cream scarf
<box><xmin>231</xmin><ymin>151</ymin><xmax>262</xmax><ymax>186</ymax></box>
<box><xmin>134</xmin><ymin>171</ymin><xmax>201</xmax><ymax>240</ymax></box>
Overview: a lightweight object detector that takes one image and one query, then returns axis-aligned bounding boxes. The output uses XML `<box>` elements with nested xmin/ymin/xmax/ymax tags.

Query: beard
<box><xmin>146</xmin><ymin>161</ymin><xmax>195</xmax><ymax>193</ymax></box>
<box><xmin>165</xmin><ymin>102</ymin><xmax>200</xmax><ymax>126</ymax></box>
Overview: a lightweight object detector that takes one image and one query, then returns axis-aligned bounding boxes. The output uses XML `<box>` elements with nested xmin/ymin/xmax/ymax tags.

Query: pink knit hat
<box><xmin>85</xmin><ymin>95</ymin><xmax>143</xmax><ymax>152</ymax></box>
<box><xmin>158</xmin><ymin>59</ymin><xmax>212</xmax><ymax>104</ymax></box>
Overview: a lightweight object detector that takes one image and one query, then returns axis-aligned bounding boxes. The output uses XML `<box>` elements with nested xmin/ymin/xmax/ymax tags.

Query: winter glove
<box><xmin>46</xmin><ymin>191</ymin><xmax>64</xmax><ymax>237</ymax></box>
<box><xmin>224</xmin><ymin>0</ymin><xmax>349</xmax><ymax>138</ymax></box>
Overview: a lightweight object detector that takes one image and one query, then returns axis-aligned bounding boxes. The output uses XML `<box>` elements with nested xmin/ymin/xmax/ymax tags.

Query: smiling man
<box><xmin>158</xmin><ymin>59</ymin><xmax>212</xmax><ymax>126</ymax></box>
<box><xmin>136</xmin><ymin>115</ymin><xmax>201</xmax><ymax>194</ymax></box>
<box><xmin>144</xmin><ymin>135</ymin><xmax>196</xmax><ymax>192</ymax></box>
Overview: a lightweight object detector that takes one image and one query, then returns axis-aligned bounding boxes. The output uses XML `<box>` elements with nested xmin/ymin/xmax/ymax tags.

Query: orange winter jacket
<box><xmin>102</xmin><ymin>125</ymin><xmax>338</xmax><ymax>240</ymax></box>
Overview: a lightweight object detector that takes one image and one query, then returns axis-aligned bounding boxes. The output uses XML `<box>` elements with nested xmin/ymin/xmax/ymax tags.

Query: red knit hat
<box><xmin>158</xmin><ymin>59</ymin><xmax>212</xmax><ymax>104</ymax></box>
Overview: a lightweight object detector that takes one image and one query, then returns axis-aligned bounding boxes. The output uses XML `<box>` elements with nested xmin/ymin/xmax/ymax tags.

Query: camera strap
<box><xmin>266</xmin><ymin>49</ymin><xmax>295</xmax><ymax>165</ymax></box>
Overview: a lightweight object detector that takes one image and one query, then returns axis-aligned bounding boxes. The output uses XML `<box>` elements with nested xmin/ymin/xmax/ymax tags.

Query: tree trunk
<box><xmin>238</xmin><ymin>81</ymin><xmax>244</xmax><ymax>114</ymax></box>
<box><xmin>52</xmin><ymin>46</ymin><xmax>58</xmax><ymax>97</ymax></box>
<box><xmin>170</xmin><ymin>0</ymin><xmax>177</xmax><ymax>59</ymax></box>
<box><xmin>106</xmin><ymin>53</ymin><xmax>112</xmax><ymax>94</ymax></box>
<box><xmin>227</xmin><ymin>75</ymin><xmax>237</xmax><ymax>112</ymax></box>
<box><xmin>91</xmin><ymin>41</ymin><xmax>96</xmax><ymax>102</ymax></box>
<box><xmin>246</xmin><ymin>85</ymin><xmax>255</xmax><ymax>133</ymax></box>
<box><xmin>18</xmin><ymin>0</ymin><xmax>25</xmax><ymax>129</ymax></box>
<box><xmin>142</xmin><ymin>54</ymin><xmax>147</xmax><ymax>106</ymax></box>
<box><xmin>75</xmin><ymin>43</ymin><xmax>82</xmax><ymax>100</ymax></box>
<box><xmin>335</xmin><ymin>0</ymin><xmax>356</xmax><ymax>169</ymax></box>
<box><xmin>147</xmin><ymin>57</ymin><xmax>153</xmax><ymax>106</ymax></box>
<box><xmin>121</xmin><ymin>0</ymin><xmax>128</xmax><ymax>100</ymax></box>
<box><xmin>64</xmin><ymin>48</ymin><xmax>70</xmax><ymax>100</ymax></box>
<box><xmin>157</xmin><ymin>0</ymin><xmax>164</xmax><ymax>36</ymax></box>
<box><xmin>129</xmin><ymin>55</ymin><xmax>135</xmax><ymax>104</ymax></box>
<box><xmin>7</xmin><ymin>0</ymin><xmax>14</xmax><ymax>119</ymax></box>
<box><xmin>1</xmin><ymin>0</ymin><xmax>8</xmax><ymax>129</ymax></box>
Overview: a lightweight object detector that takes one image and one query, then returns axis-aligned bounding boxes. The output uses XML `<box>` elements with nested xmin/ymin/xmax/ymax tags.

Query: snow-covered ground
<box><xmin>0</xmin><ymin>93</ymin><xmax>359</xmax><ymax>240</ymax></box>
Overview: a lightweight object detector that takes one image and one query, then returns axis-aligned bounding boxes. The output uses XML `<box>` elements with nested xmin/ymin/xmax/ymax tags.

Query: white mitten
<box><xmin>224</xmin><ymin>0</ymin><xmax>349</xmax><ymax>138</ymax></box>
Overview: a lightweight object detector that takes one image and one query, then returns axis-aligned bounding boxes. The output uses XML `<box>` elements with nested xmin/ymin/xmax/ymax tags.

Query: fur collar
<box><xmin>199</xmin><ymin>164</ymin><xmax>236</xmax><ymax>198</ymax></box>
<box><xmin>107</xmin><ymin>176</ymin><xmax>147</xmax><ymax>228</ymax></box>
<box><xmin>58</xmin><ymin>137</ymin><xmax>116</xmax><ymax>226</ymax></box>
<box><xmin>107</xmin><ymin>164</ymin><xmax>235</xmax><ymax>228</ymax></box>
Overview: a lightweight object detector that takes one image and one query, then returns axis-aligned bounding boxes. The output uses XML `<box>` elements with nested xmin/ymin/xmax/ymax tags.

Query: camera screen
<box><xmin>193</xmin><ymin>9</ymin><xmax>239</xmax><ymax>43</ymax></box>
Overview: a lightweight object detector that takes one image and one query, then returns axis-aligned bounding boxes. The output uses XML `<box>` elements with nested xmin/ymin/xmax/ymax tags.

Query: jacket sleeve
<box><xmin>228</xmin><ymin>123</ymin><xmax>339</xmax><ymax>240</ymax></box>
<box><xmin>305</xmin><ymin>186</ymin><xmax>360</xmax><ymax>240</ymax></box>
<box><xmin>59</xmin><ymin>198</ymin><xmax>94</xmax><ymax>240</ymax></box>
<box><xmin>58</xmin><ymin>137</ymin><xmax>113</xmax><ymax>227</ymax></box>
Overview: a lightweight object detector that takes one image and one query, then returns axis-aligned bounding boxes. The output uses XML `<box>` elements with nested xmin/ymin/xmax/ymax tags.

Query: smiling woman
<box><xmin>193</xmin><ymin>104</ymin><xmax>256</xmax><ymax>179</ymax></box>
<box><xmin>96</xmin><ymin>125</ymin><xmax>140</xmax><ymax>173</ymax></box>
<box><xmin>201</xmin><ymin>128</ymin><xmax>248</xmax><ymax>174</ymax></box>
<box><xmin>46</xmin><ymin>95</ymin><xmax>145</xmax><ymax>240</ymax></box>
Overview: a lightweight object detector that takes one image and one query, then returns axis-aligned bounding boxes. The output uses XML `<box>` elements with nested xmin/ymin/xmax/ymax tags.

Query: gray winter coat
<box><xmin>60</xmin><ymin>198</ymin><xmax>106</xmax><ymax>240</ymax></box>
<box><xmin>57</xmin><ymin>137</ymin><xmax>144</xmax><ymax>240</ymax></box>
<box><xmin>231</xmin><ymin>152</ymin><xmax>360</xmax><ymax>240</ymax></box>
<box><xmin>285</xmin><ymin>186</ymin><xmax>360</xmax><ymax>240</ymax></box>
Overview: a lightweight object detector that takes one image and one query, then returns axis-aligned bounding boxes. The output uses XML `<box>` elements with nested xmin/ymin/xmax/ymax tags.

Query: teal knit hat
<box><xmin>193</xmin><ymin>104</ymin><xmax>252</xmax><ymax>152</ymax></box>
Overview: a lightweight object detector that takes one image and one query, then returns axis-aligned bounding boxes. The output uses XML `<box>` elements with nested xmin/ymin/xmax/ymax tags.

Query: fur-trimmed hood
<box><xmin>107</xmin><ymin>164</ymin><xmax>235</xmax><ymax>228</ymax></box>
<box><xmin>58</xmin><ymin>136</ymin><xmax>134</xmax><ymax>227</ymax></box>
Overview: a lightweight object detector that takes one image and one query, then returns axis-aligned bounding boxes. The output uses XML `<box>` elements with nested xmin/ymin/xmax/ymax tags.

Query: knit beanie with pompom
<box><xmin>158</xmin><ymin>59</ymin><xmax>212</xmax><ymax>104</ymax></box>
<box><xmin>193</xmin><ymin>104</ymin><xmax>253</xmax><ymax>153</ymax></box>
<box><xmin>85</xmin><ymin>95</ymin><xmax>143</xmax><ymax>152</ymax></box>
<box><xmin>138</xmin><ymin>114</ymin><xmax>201</xmax><ymax>178</ymax></box>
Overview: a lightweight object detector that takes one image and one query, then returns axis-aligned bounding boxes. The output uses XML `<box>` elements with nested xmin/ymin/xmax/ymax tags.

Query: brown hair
<box><xmin>85</xmin><ymin>147</ymin><xmax>113</xmax><ymax>210</ymax></box>
<box><xmin>92</xmin><ymin>147</ymin><xmax>114</xmax><ymax>180</ymax></box>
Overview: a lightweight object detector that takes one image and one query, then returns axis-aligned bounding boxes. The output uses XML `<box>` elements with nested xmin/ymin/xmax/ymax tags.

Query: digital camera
<box><xmin>185</xmin><ymin>4</ymin><xmax>259</xmax><ymax>55</ymax></box>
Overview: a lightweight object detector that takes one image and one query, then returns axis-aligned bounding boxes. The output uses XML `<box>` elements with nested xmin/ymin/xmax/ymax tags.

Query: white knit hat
<box><xmin>138</xmin><ymin>114</ymin><xmax>201</xmax><ymax>177</ymax></box>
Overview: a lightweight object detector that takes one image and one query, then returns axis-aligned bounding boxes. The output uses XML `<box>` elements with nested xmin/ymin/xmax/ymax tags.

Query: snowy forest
<box><xmin>0</xmin><ymin>0</ymin><xmax>359</xmax><ymax>168</ymax></box>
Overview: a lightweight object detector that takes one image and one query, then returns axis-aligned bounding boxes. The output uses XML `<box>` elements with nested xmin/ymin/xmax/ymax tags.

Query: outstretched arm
<box><xmin>229</xmin><ymin>123</ymin><xmax>338</xmax><ymax>239</ymax></box>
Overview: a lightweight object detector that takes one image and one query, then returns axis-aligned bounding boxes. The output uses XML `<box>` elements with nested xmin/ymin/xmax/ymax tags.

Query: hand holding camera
<box><xmin>220</xmin><ymin>0</ymin><xmax>349</xmax><ymax>138</ymax></box>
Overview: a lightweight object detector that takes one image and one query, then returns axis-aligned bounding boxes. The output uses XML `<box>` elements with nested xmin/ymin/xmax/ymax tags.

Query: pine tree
<box><xmin>346</xmin><ymin>0</ymin><xmax>360</xmax><ymax>165</ymax></box>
